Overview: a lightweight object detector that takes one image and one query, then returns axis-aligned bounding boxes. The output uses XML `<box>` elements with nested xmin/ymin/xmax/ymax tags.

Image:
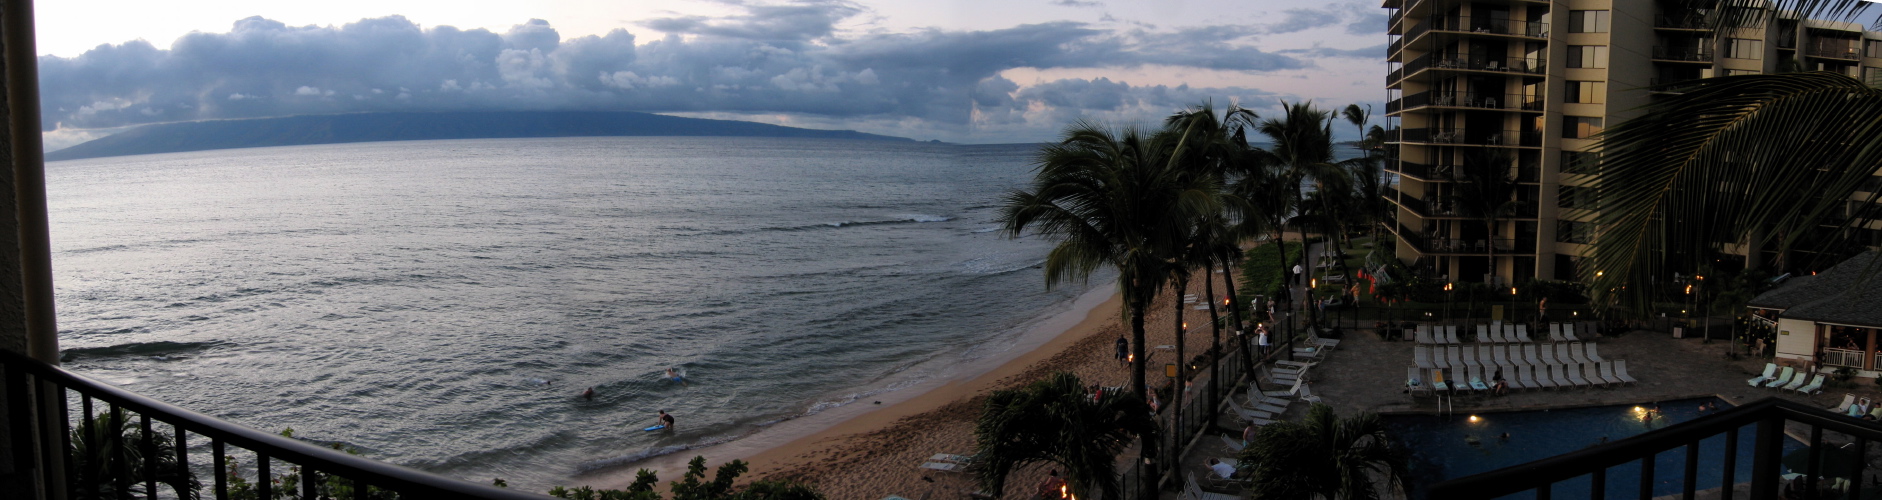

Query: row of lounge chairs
<box><xmin>1408</xmin><ymin>358</ymin><xmax>1637</xmax><ymax>395</ymax></box>
<box><xmin>1831</xmin><ymin>394</ymin><xmax>1882</xmax><ymax>419</ymax></box>
<box><xmin>1413</xmin><ymin>342</ymin><xmax>1607</xmax><ymax>371</ymax></box>
<box><xmin>1745</xmin><ymin>363</ymin><xmax>1827</xmax><ymax>394</ymax></box>
<box><xmin>1412</xmin><ymin>322</ymin><xmax>1597</xmax><ymax>344</ymax></box>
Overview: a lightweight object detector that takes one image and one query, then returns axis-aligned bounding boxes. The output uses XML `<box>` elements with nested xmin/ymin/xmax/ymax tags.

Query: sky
<box><xmin>34</xmin><ymin>0</ymin><xmax>1392</xmax><ymax>149</ymax></box>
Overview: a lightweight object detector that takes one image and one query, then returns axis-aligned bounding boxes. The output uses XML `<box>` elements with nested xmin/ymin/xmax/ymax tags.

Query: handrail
<box><xmin>1652</xmin><ymin>45</ymin><xmax>1714</xmax><ymax>62</ymax></box>
<box><xmin>1</xmin><ymin>348</ymin><xmax>548</xmax><ymax>499</ymax></box>
<box><xmin>1428</xmin><ymin>397</ymin><xmax>1882</xmax><ymax>499</ymax></box>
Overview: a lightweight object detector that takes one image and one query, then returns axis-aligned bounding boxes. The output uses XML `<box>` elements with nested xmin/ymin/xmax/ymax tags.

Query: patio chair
<box><xmin>1221</xmin><ymin>434</ymin><xmax>1246</xmax><ymax>452</ymax></box>
<box><xmin>1415</xmin><ymin>327</ymin><xmax>1433</xmax><ymax>344</ymax></box>
<box><xmin>1231</xmin><ymin>404</ymin><xmax>1274</xmax><ymax>426</ymax></box>
<box><xmin>1831</xmin><ymin>393</ymin><xmax>1857</xmax><ymax>413</ymax></box>
<box><xmin>1523</xmin><ymin>344</ymin><xmax>1542</xmax><ymax>366</ymax></box>
<box><xmin>1794</xmin><ymin>374</ymin><xmax>1826</xmax><ymax>395</ymax></box>
<box><xmin>1486</xmin><ymin>326</ymin><xmax>1505</xmax><ymax>343</ymax></box>
<box><xmin>1461</xmin><ymin>345</ymin><xmax>1481</xmax><ymax>368</ymax></box>
<box><xmin>1298</xmin><ymin>383</ymin><xmax>1323</xmax><ymax>403</ymax></box>
<box><xmin>1584</xmin><ymin>343</ymin><xmax>1605</xmax><ymax>363</ymax></box>
<box><xmin>1527</xmin><ymin>364</ymin><xmax>1556</xmax><ymax>390</ymax></box>
<box><xmin>1764</xmin><ymin>366</ymin><xmax>1795</xmax><ymax>389</ymax></box>
<box><xmin>1185</xmin><ymin>472</ymin><xmax>1240</xmax><ymax>500</ymax></box>
<box><xmin>1515</xmin><ymin>364</ymin><xmax>1538</xmax><ymax>390</ymax></box>
<box><xmin>1562</xmin><ymin>325</ymin><xmax>1580</xmax><ymax>342</ymax></box>
<box><xmin>1538</xmin><ymin>343</ymin><xmax>1559</xmax><ymax>365</ymax></box>
<box><xmin>1431</xmin><ymin>368</ymin><xmax>1451</xmax><ymax>392</ymax></box>
<box><xmin>1515</xmin><ymin>324</ymin><xmax>1532</xmax><ymax>343</ymax></box>
<box><xmin>1563</xmin><ymin>363</ymin><xmax>1589</xmax><ymax>387</ymax></box>
<box><xmin>1596</xmin><ymin>361</ymin><xmax>1624</xmax><ymax>386</ymax></box>
<box><xmin>1476</xmin><ymin>324</ymin><xmax>1489</xmax><ymax>343</ymax></box>
<box><xmin>1781</xmin><ymin>371</ymin><xmax>1811</xmax><ymax>392</ymax></box>
<box><xmin>1274</xmin><ymin>359</ymin><xmax>1315</xmax><ymax>370</ymax></box>
<box><xmin>920</xmin><ymin>461</ymin><xmax>965</xmax><ymax>473</ymax></box>
<box><xmin>1585</xmin><ymin>363</ymin><xmax>1614</xmax><ymax>387</ymax></box>
<box><xmin>1246</xmin><ymin>386</ymin><xmax>1292</xmax><ymax>409</ymax></box>
<box><xmin>1746</xmin><ymin>363</ymin><xmax>1778</xmax><ymax>386</ymax></box>
<box><xmin>1407</xmin><ymin>366</ymin><xmax>1430</xmax><ymax>396</ymax></box>
<box><xmin>1446</xmin><ymin>327</ymin><xmax>1462</xmax><ymax>344</ymax></box>
<box><xmin>1547</xmin><ymin>323</ymin><xmax>1565</xmax><ymax>342</ymax></box>
<box><xmin>1261</xmin><ymin>377</ymin><xmax>1306</xmax><ymax>398</ymax></box>
<box><xmin>1613</xmin><ymin>359</ymin><xmax>1638</xmax><ymax>385</ymax></box>
<box><xmin>1415</xmin><ymin>345</ymin><xmax>1436</xmax><ymax>369</ymax></box>
<box><xmin>1447</xmin><ymin>345</ymin><xmax>1465</xmax><ymax>370</ymax></box>
<box><xmin>1468</xmin><ymin>366</ymin><xmax>1490</xmax><ymax>391</ymax></box>
<box><xmin>1494</xmin><ymin>345</ymin><xmax>1519</xmax><ymax>370</ymax></box>
<box><xmin>1850</xmin><ymin>398</ymin><xmax>1873</xmax><ymax>417</ymax></box>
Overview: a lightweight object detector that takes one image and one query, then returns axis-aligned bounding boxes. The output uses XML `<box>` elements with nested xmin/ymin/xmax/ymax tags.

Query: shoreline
<box><xmin>578</xmin><ymin>280</ymin><xmax>1124</xmax><ymax>488</ymax></box>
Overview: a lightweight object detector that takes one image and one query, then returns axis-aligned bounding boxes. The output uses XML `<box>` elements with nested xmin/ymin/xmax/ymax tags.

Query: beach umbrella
<box><xmin>1781</xmin><ymin>445</ymin><xmax>1861</xmax><ymax>479</ymax></box>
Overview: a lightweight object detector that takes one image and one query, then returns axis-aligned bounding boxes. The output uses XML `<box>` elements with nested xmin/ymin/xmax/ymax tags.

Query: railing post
<box><xmin>1749</xmin><ymin>416</ymin><xmax>1784</xmax><ymax>498</ymax></box>
<box><xmin>1721</xmin><ymin>427</ymin><xmax>1738</xmax><ymax>500</ymax></box>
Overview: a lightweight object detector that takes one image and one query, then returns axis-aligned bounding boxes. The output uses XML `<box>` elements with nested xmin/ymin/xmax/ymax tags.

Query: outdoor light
<box><xmin>1468</xmin><ymin>415</ymin><xmax>1480</xmax><ymax>422</ymax></box>
<box><xmin>1685</xmin><ymin>284</ymin><xmax>1693</xmax><ymax>295</ymax></box>
<box><xmin>1511</xmin><ymin>287</ymin><xmax>1518</xmax><ymax>295</ymax></box>
<box><xmin>1597</xmin><ymin>271</ymin><xmax>1604</xmax><ymax>277</ymax></box>
<box><xmin>1445</xmin><ymin>283</ymin><xmax>1453</xmax><ymax>291</ymax></box>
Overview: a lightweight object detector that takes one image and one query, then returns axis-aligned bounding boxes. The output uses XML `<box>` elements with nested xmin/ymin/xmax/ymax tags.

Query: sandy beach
<box><xmin>580</xmin><ymin>261</ymin><xmax>1247</xmax><ymax>499</ymax></box>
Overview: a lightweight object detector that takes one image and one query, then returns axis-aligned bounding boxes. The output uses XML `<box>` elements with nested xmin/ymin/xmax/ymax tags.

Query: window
<box><xmin>1561</xmin><ymin>151</ymin><xmax>1599</xmax><ymax>174</ymax></box>
<box><xmin>1558</xmin><ymin>185</ymin><xmax>1599</xmax><ymax>210</ymax></box>
<box><xmin>1568</xmin><ymin>10</ymin><xmax>1610</xmax><ymax>33</ymax></box>
<box><xmin>1727</xmin><ymin>38</ymin><xmax>1763</xmax><ymax>59</ymax></box>
<box><xmin>1563</xmin><ymin>116</ymin><xmax>1603</xmax><ymax>139</ymax></box>
<box><xmin>1866</xmin><ymin>67</ymin><xmax>1882</xmax><ymax>88</ymax></box>
<box><xmin>1725</xmin><ymin>69</ymin><xmax>1762</xmax><ymax>76</ymax></box>
<box><xmin>1565</xmin><ymin>81</ymin><xmax>1605</xmax><ymax>103</ymax></box>
<box><xmin>1556</xmin><ymin>220</ymin><xmax>1594</xmax><ymax>244</ymax></box>
<box><xmin>1867</xmin><ymin>40</ymin><xmax>1882</xmax><ymax>58</ymax></box>
<box><xmin>1567</xmin><ymin>45</ymin><xmax>1608</xmax><ymax>68</ymax></box>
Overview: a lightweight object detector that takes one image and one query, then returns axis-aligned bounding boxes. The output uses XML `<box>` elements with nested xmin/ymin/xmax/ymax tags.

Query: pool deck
<box><xmin>1180</xmin><ymin>323</ymin><xmax>1882</xmax><ymax>498</ymax></box>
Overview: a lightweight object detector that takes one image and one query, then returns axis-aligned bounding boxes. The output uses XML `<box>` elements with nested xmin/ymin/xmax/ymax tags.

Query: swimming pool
<box><xmin>1385</xmin><ymin>397</ymin><xmax>1807</xmax><ymax>499</ymax></box>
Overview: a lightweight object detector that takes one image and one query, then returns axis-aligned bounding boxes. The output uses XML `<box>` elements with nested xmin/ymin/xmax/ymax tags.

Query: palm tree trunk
<box><xmin>1202</xmin><ymin>263</ymin><xmax>1223</xmax><ymax>408</ymax></box>
<box><xmin>1127</xmin><ymin>296</ymin><xmax>1155</xmax><ymax>500</ymax></box>
<box><xmin>1172</xmin><ymin>276</ymin><xmax>1187</xmax><ymax>446</ymax></box>
<box><xmin>1220</xmin><ymin>254</ymin><xmax>1255</xmax><ymax>380</ymax></box>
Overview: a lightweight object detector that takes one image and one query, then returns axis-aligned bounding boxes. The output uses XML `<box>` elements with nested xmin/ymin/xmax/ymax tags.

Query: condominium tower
<box><xmin>1382</xmin><ymin>0</ymin><xmax>1882</xmax><ymax>285</ymax></box>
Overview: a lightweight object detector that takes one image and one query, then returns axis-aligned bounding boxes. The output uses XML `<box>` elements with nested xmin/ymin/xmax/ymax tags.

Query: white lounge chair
<box><xmin>1491</xmin><ymin>345</ymin><xmax>1515</xmax><ymax>369</ymax></box>
<box><xmin>1186</xmin><ymin>473</ymin><xmax>1239</xmax><ymax>500</ymax></box>
<box><xmin>1523</xmin><ymin>344</ymin><xmax>1542</xmax><ymax>366</ymax></box>
<box><xmin>1431</xmin><ymin>368</ymin><xmax>1451</xmax><ymax>392</ymax></box>
<box><xmin>1548</xmin><ymin>323</ymin><xmax>1565</xmax><ymax>342</ymax></box>
<box><xmin>1221</xmin><ymin>434</ymin><xmax>1246</xmax><ymax>452</ymax></box>
<box><xmin>921</xmin><ymin>461</ymin><xmax>964</xmax><ymax>472</ymax></box>
<box><xmin>1584</xmin><ymin>343</ymin><xmax>1605</xmax><ymax>363</ymax></box>
<box><xmin>1613</xmin><ymin>359</ymin><xmax>1638</xmax><ymax>385</ymax></box>
<box><xmin>1476</xmin><ymin>324</ymin><xmax>1490</xmax><ymax>343</ymax></box>
<box><xmin>1529</xmin><ymin>364</ymin><xmax>1557</xmax><ymax>390</ymax></box>
<box><xmin>1447</xmin><ymin>345</ymin><xmax>1465</xmax><ymax>370</ymax></box>
<box><xmin>1415</xmin><ymin>345</ymin><xmax>1436</xmax><ymax>369</ymax></box>
<box><xmin>1416</xmin><ymin>327</ymin><xmax>1433</xmax><ymax>344</ymax></box>
<box><xmin>1486</xmin><ymin>326</ymin><xmax>1505</xmax><ymax>343</ymax></box>
<box><xmin>1298</xmin><ymin>383</ymin><xmax>1323</xmax><ymax>403</ymax></box>
<box><xmin>1468</xmin><ymin>366</ymin><xmax>1490</xmax><ymax>391</ymax></box>
<box><xmin>1538</xmin><ymin>343</ymin><xmax>1559</xmax><ymax>365</ymax></box>
<box><xmin>1597</xmin><ymin>361</ymin><xmax>1624</xmax><ymax>386</ymax></box>
<box><xmin>1746</xmin><ymin>363</ymin><xmax>1778</xmax><ymax>386</ymax></box>
<box><xmin>1562</xmin><ymin>324</ymin><xmax>1580</xmax><ymax>342</ymax></box>
<box><xmin>1832</xmin><ymin>393</ymin><xmax>1857</xmax><ymax>413</ymax></box>
<box><xmin>1562</xmin><ymin>363</ymin><xmax>1588</xmax><ymax>387</ymax></box>
<box><xmin>1446</xmin><ymin>327</ymin><xmax>1462</xmax><ymax>344</ymax></box>
<box><xmin>1585</xmin><ymin>363</ymin><xmax>1613</xmax><ymax>387</ymax></box>
<box><xmin>1517</xmin><ymin>364</ymin><xmax>1539</xmax><ymax>390</ymax></box>
<box><xmin>1261</xmin><ymin>377</ymin><xmax>1305</xmax><ymax>398</ymax></box>
<box><xmin>1764</xmin><ymin>366</ymin><xmax>1795</xmax><ymax>389</ymax></box>
<box><xmin>1850</xmin><ymin>398</ymin><xmax>1874</xmax><ymax>417</ymax></box>
<box><xmin>1231</xmin><ymin>404</ymin><xmax>1274</xmax><ymax>425</ymax></box>
<box><xmin>1794</xmin><ymin>374</ymin><xmax>1826</xmax><ymax>395</ymax></box>
<box><xmin>1461</xmin><ymin>346</ymin><xmax>1482</xmax><ymax>368</ymax></box>
<box><xmin>1515</xmin><ymin>324</ymin><xmax>1532</xmax><ymax>343</ymax></box>
<box><xmin>1781</xmin><ymin>371</ymin><xmax>1811</xmax><ymax>391</ymax></box>
<box><xmin>1565</xmin><ymin>343</ymin><xmax>1589</xmax><ymax>364</ymax></box>
<box><xmin>1407</xmin><ymin>366</ymin><xmax>1430</xmax><ymax>396</ymax></box>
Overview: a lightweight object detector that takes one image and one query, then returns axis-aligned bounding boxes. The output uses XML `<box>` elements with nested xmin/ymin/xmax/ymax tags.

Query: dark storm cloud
<box><xmin>38</xmin><ymin>1</ymin><xmax>1373</xmax><ymax>142</ymax></box>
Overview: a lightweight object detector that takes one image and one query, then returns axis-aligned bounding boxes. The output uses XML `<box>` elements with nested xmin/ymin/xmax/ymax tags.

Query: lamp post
<box><xmin>1444</xmin><ymin>282</ymin><xmax>1454</xmax><ymax>324</ymax></box>
<box><xmin>1510</xmin><ymin>286</ymin><xmax>1518</xmax><ymax>324</ymax></box>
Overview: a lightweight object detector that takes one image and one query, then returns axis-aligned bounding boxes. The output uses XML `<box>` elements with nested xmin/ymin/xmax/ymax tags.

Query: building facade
<box><xmin>1382</xmin><ymin>0</ymin><xmax>1882</xmax><ymax>286</ymax></box>
<box><xmin>1747</xmin><ymin>252</ymin><xmax>1882</xmax><ymax>378</ymax></box>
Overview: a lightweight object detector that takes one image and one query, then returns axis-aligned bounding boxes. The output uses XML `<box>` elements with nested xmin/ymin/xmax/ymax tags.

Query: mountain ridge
<box><xmin>46</xmin><ymin>111</ymin><xmax>914</xmax><ymax>161</ymax></box>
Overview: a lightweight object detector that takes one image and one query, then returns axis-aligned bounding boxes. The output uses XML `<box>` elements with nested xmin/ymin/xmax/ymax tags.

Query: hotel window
<box><xmin>1725</xmin><ymin>69</ymin><xmax>1762</xmax><ymax>76</ymax></box>
<box><xmin>1869</xmin><ymin>40</ymin><xmax>1882</xmax><ymax>58</ymax></box>
<box><xmin>1866</xmin><ymin>67</ymin><xmax>1882</xmax><ymax>88</ymax></box>
<box><xmin>1561</xmin><ymin>151</ymin><xmax>1599</xmax><ymax>174</ymax></box>
<box><xmin>1565</xmin><ymin>81</ymin><xmax>1605</xmax><ymax>104</ymax></box>
<box><xmin>1556</xmin><ymin>220</ymin><xmax>1594</xmax><ymax>244</ymax></box>
<box><xmin>1568</xmin><ymin>11</ymin><xmax>1609</xmax><ymax>33</ymax></box>
<box><xmin>1567</xmin><ymin>45</ymin><xmax>1608</xmax><ymax>68</ymax></box>
<box><xmin>1563</xmin><ymin>116</ymin><xmax>1603</xmax><ymax>139</ymax></box>
<box><xmin>1727</xmin><ymin>38</ymin><xmax>1763</xmax><ymax>59</ymax></box>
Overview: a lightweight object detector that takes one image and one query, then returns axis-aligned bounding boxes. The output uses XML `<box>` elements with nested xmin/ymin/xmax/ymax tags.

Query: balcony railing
<box><xmin>1390</xmin><ymin>225</ymin><xmax>1534</xmax><ymax>255</ymax></box>
<box><xmin>1389</xmin><ymin>36</ymin><xmax>1403</xmax><ymax>56</ymax></box>
<box><xmin>1399</xmin><ymin>127</ymin><xmax>1541</xmax><ymax>147</ymax></box>
<box><xmin>1805</xmin><ymin>42</ymin><xmax>1860</xmax><ymax>60</ymax></box>
<box><xmin>0</xmin><ymin>348</ymin><xmax>545</xmax><ymax>500</ymax></box>
<box><xmin>1401</xmin><ymin>52</ymin><xmax>1549</xmax><ymax>77</ymax></box>
<box><xmin>1429</xmin><ymin>397</ymin><xmax>1882</xmax><ymax>500</ymax></box>
<box><xmin>1652</xmin><ymin>45</ymin><xmax>1715</xmax><ymax>62</ymax></box>
<box><xmin>1417</xmin><ymin>15</ymin><xmax>1548</xmax><ymax>39</ymax></box>
<box><xmin>1394</xmin><ymin>91</ymin><xmax>1544</xmax><ymax>113</ymax></box>
<box><xmin>1654</xmin><ymin>14</ymin><xmax>1713</xmax><ymax>30</ymax></box>
<box><xmin>1824</xmin><ymin>347</ymin><xmax>1865</xmax><ymax>368</ymax></box>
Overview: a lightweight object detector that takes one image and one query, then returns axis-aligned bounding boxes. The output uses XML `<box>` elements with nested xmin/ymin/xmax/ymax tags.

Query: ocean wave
<box><xmin>695</xmin><ymin>216</ymin><xmax>953</xmax><ymax>237</ymax></box>
<box><xmin>61</xmin><ymin>340</ymin><xmax>228</xmax><ymax>362</ymax></box>
<box><xmin>574</xmin><ymin>433</ymin><xmax>741</xmax><ymax>474</ymax></box>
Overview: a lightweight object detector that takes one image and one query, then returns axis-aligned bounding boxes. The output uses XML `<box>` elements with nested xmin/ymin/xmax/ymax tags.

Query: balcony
<box><xmin>1430</xmin><ymin>398</ymin><xmax>1882</xmax><ymax>500</ymax></box>
<box><xmin>1401</xmin><ymin>52</ymin><xmax>1549</xmax><ymax>78</ymax></box>
<box><xmin>1651</xmin><ymin>45</ymin><xmax>1714</xmax><ymax>63</ymax></box>
<box><xmin>0</xmin><ymin>349</ymin><xmax>543</xmax><ymax>500</ymax></box>
<box><xmin>1824</xmin><ymin>347</ymin><xmax>1865</xmax><ymax>368</ymax></box>
<box><xmin>1805</xmin><ymin>42</ymin><xmax>1860</xmax><ymax>60</ymax></box>
<box><xmin>1392</xmin><ymin>90</ymin><xmax>1545</xmax><ymax>114</ymax></box>
<box><xmin>1390</xmin><ymin>223</ymin><xmax>1535</xmax><ymax>255</ymax></box>
<box><xmin>1398</xmin><ymin>127</ymin><xmax>1541</xmax><ymax>147</ymax></box>
<box><xmin>1654</xmin><ymin>14</ymin><xmax>1713</xmax><ymax>31</ymax></box>
<box><xmin>1411</xmin><ymin>15</ymin><xmax>1548</xmax><ymax>41</ymax></box>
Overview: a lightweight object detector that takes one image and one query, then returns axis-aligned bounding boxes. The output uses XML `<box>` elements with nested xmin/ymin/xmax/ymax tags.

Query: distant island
<box><xmin>45</xmin><ymin>111</ymin><xmax>914</xmax><ymax>161</ymax></box>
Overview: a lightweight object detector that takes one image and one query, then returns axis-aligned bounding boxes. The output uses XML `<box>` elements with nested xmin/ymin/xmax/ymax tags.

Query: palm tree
<box><xmin>1449</xmin><ymin>149</ymin><xmax>1520</xmax><ymax>290</ymax></box>
<box><xmin>1238</xmin><ymin>404</ymin><xmax>1409</xmax><ymax>500</ymax></box>
<box><xmin>70</xmin><ymin>410</ymin><xmax>201</xmax><ymax>500</ymax></box>
<box><xmin>1583</xmin><ymin>1</ymin><xmax>1880</xmax><ymax>312</ymax></box>
<box><xmin>973</xmin><ymin>372</ymin><xmax>1159</xmax><ymax>500</ymax></box>
<box><xmin>998</xmin><ymin>120</ymin><xmax>1218</xmax><ymax>480</ymax></box>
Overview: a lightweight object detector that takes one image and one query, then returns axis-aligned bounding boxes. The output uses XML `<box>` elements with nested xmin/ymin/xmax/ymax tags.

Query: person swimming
<box><xmin>581</xmin><ymin>387</ymin><xmax>595</xmax><ymax>400</ymax></box>
<box><xmin>665</xmin><ymin>367</ymin><xmax>686</xmax><ymax>385</ymax></box>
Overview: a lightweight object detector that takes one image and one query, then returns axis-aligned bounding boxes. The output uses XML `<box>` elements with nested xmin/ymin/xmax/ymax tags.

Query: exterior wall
<box><xmin>1773</xmin><ymin>317</ymin><xmax>1816</xmax><ymax>365</ymax></box>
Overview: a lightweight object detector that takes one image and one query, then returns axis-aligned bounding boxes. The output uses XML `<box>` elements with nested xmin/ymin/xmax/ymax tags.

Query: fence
<box><xmin>2</xmin><ymin>348</ymin><xmax>545</xmax><ymax>500</ymax></box>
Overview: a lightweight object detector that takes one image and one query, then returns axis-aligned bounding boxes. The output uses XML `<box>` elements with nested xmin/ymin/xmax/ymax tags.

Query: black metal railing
<box><xmin>1397</xmin><ymin>91</ymin><xmax>1545</xmax><ymax>112</ymax></box>
<box><xmin>1402</xmin><ymin>52</ymin><xmax>1549</xmax><ymax>77</ymax></box>
<box><xmin>1419</xmin><ymin>15</ymin><xmax>1548</xmax><ymax>39</ymax></box>
<box><xmin>1</xmin><ymin>348</ymin><xmax>547</xmax><ymax>500</ymax></box>
<box><xmin>1429</xmin><ymin>397</ymin><xmax>1882</xmax><ymax>500</ymax></box>
<box><xmin>1655</xmin><ymin>14</ymin><xmax>1714</xmax><ymax>30</ymax></box>
<box><xmin>1805</xmin><ymin>41</ymin><xmax>1860</xmax><ymax>60</ymax></box>
<box><xmin>1652</xmin><ymin>45</ymin><xmax>1715</xmax><ymax>62</ymax></box>
<box><xmin>1388</xmin><ymin>66</ymin><xmax>1404</xmax><ymax>86</ymax></box>
<box><xmin>1399</xmin><ymin>128</ymin><xmax>1541</xmax><ymax>147</ymax></box>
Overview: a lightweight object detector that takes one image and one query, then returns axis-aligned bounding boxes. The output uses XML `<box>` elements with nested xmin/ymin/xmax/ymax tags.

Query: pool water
<box><xmin>1385</xmin><ymin>397</ymin><xmax>1807</xmax><ymax>499</ymax></box>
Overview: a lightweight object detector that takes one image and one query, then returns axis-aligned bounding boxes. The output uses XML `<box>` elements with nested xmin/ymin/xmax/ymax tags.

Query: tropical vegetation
<box><xmin>545</xmin><ymin>457</ymin><xmax>821</xmax><ymax>500</ymax></box>
<box><xmin>1236</xmin><ymin>404</ymin><xmax>1408</xmax><ymax>500</ymax></box>
<box><xmin>972</xmin><ymin>372</ymin><xmax>1157</xmax><ymax>500</ymax></box>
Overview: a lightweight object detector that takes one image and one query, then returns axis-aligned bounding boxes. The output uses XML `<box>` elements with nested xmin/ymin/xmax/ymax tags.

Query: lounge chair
<box><xmin>1185</xmin><ymin>472</ymin><xmax>1239</xmax><ymax>500</ymax></box>
<box><xmin>1461</xmin><ymin>346</ymin><xmax>1481</xmax><ymax>368</ymax></box>
<box><xmin>1432</xmin><ymin>368</ymin><xmax>1451</xmax><ymax>392</ymax></box>
<box><xmin>1516</xmin><ymin>324</ymin><xmax>1532</xmax><ymax>343</ymax></box>
<box><xmin>1850</xmin><ymin>399</ymin><xmax>1873</xmax><ymax>417</ymax></box>
<box><xmin>1585</xmin><ymin>363</ymin><xmax>1613</xmax><ymax>387</ymax></box>
<box><xmin>1524</xmin><ymin>344</ymin><xmax>1542</xmax><ymax>366</ymax></box>
<box><xmin>1468</xmin><ymin>366</ymin><xmax>1490</xmax><ymax>391</ymax></box>
<box><xmin>1764</xmin><ymin>366</ymin><xmax>1795</xmax><ymax>389</ymax></box>
<box><xmin>1315</xmin><ymin>335</ymin><xmax>1340</xmax><ymax>350</ymax></box>
<box><xmin>1407</xmin><ymin>366</ymin><xmax>1429</xmax><ymax>396</ymax></box>
<box><xmin>1486</xmin><ymin>326</ymin><xmax>1505</xmax><ymax>343</ymax></box>
<box><xmin>1446</xmin><ymin>345</ymin><xmax>1465</xmax><ymax>370</ymax></box>
<box><xmin>1274</xmin><ymin>359</ymin><xmax>1315</xmax><ymax>370</ymax></box>
<box><xmin>1547</xmin><ymin>323</ymin><xmax>1565</xmax><ymax>342</ymax></box>
<box><xmin>1558</xmin><ymin>362</ymin><xmax>1588</xmax><ymax>387</ymax></box>
<box><xmin>1528</xmin><ymin>364</ymin><xmax>1556</xmax><ymax>390</ymax></box>
<box><xmin>1261</xmin><ymin>377</ymin><xmax>1305</xmax><ymax>398</ymax></box>
<box><xmin>1613</xmin><ymin>359</ymin><xmax>1638</xmax><ymax>385</ymax></box>
<box><xmin>1231</xmin><ymin>404</ymin><xmax>1274</xmax><ymax>425</ymax></box>
<box><xmin>1516</xmin><ymin>364</ymin><xmax>1538</xmax><ymax>390</ymax></box>
<box><xmin>1415</xmin><ymin>345</ymin><xmax>1436</xmax><ymax>369</ymax></box>
<box><xmin>929</xmin><ymin>453</ymin><xmax>974</xmax><ymax>464</ymax></box>
<box><xmin>1746</xmin><ymin>363</ymin><xmax>1777</xmax><ymax>386</ymax></box>
<box><xmin>1476</xmin><ymin>325</ymin><xmax>1490</xmax><ymax>343</ymax></box>
<box><xmin>1538</xmin><ymin>343</ymin><xmax>1559</xmax><ymax>365</ymax></box>
<box><xmin>1221</xmin><ymin>434</ymin><xmax>1246</xmax><ymax>452</ymax></box>
<box><xmin>921</xmin><ymin>461</ymin><xmax>965</xmax><ymax>472</ymax></box>
<box><xmin>1562</xmin><ymin>324</ymin><xmax>1580</xmax><ymax>342</ymax></box>
<box><xmin>1584</xmin><ymin>343</ymin><xmax>1605</xmax><ymax>363</ymax></box>
<box><xmin>1794</xmin><ymin>374</ymin><xmax>1826</xmax><ymax>395</ymax></box>
<box><xmin>1565</xmin><ymin>343</ymin><xmax>1589</xmax><ymax>364</ymax></box>
<box><xmin>1415</xmin><ymin>327</ymin><xmax>1433</xmax><ymax>344</ymax></box>
<box><xmin>1596</xmin><ymin>361</ymin><xmax>1623</xmax><ymax>386</ymax></box>
<box><xmin>1297</xmin><ymin>383</ymin><xmax>1323</xmax><ymax>403</ymax></box>
<box><xmin>1832</xmin><ymin>394</ymin><xmax>1857</xmax><ymax>413</ymax></box>
<box><xmin>1781</xmin><ymin>371</ymin><xmax>1811</xmax><ymax>391</ymax></box>
<box><xmin>1490</xmin><ymin>345</ymin><xmax>1513</xmax><ymax>369</ymax></box>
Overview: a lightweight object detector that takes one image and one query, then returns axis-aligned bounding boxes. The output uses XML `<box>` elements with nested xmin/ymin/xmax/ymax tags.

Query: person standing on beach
<box><xmin>1115</xmin><ymin>336</ymin><xmax>1129</xmax><ymax>365</ymax></box>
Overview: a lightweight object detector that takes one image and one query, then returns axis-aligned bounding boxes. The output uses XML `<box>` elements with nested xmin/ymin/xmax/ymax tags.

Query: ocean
<box><xmin>46</xmin><ymin>137</ymin><xmax>1109</xmax><ymax>490</ymax></box>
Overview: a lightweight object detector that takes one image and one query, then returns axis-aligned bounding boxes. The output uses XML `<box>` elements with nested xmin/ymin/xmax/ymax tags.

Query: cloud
<box><xmin>36</xmin><ymin>2</ymin><xmax>1379</xmax><ymax>143</ymax></box>
<box><xmin>1051</xmin><ymin>0</ymin><xmax>1104</xmax><ymax>7</ymax></box>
